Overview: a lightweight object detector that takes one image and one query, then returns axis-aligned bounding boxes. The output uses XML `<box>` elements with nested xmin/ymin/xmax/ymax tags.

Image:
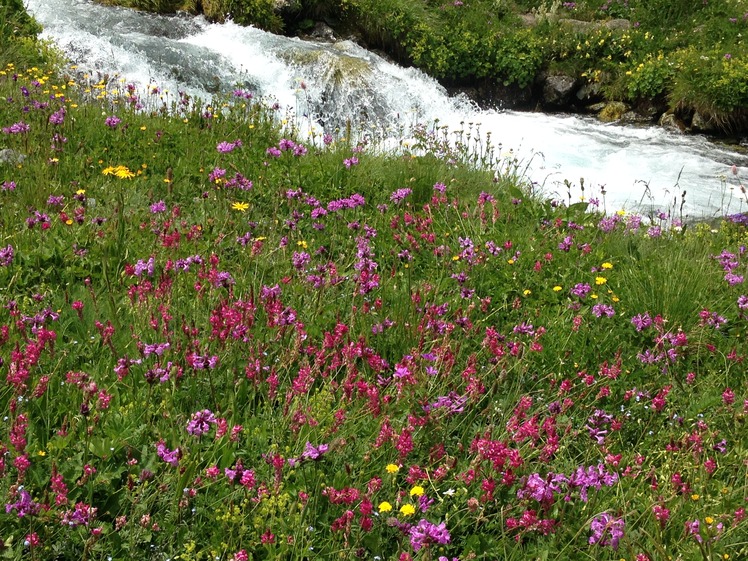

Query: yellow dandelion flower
<box><xmin>232</xmin><ymin>202</ymin><xmax>249</xmax><ymax>212</ymax></box>
<box><xmin>553</xmin><ymin>285</ymin><xmax>562</xmax><ymax>292</ymax></box>
<box><xmin>385</xmin><ymin>464</ymin><xmax>400</xmax><ymax>474</ymax></box>
<box><xmin>76</xmin><ymin>189</ymin><xmax>86</xmax><ymax>196</ymax></box>
<box><xmin>102</xmin><ymin>166</ymin><xmax>116</xmax><ymax>176</ymax></box>
<box><xmin>399</xmin><ymin>504</ymin><xmax>416</xmax><ymax>516</ymax></box>
<box><xmin>410</xmin><ymin>486</ymin><xmax>425</xmax><ymax>497</ymax></box>
<box><xmin>523</xmin><ymin>289</ymin><xmax>531</xmax><ymax>296</ymax></box>
<box><xmin>595</xmin><ymin>276</ymin><xmax>607</xmax><ymax>285</ymax></box>
<box><xmin>705</xmin><ymin>516</ymin><xmax>714</xmax><ymax>525</ymax></box>
<box><xmin>297</xmin><ymin>240</ymin><xmax>308</xmax><ymax>249</ymax></box>
<box><xmin>114</xmin><ymin>166</ymin><xmax>135</xmax><ymax>179</ymax></box>
<box><xmin>378</xmin><ymin>501</ymin><xmax>392</xmax><ymax>513</ymax></box>
<box><xmin>691</xmin><ymin>494</ymin><xmax>700</xmax><ymax>501</ymax></box>
<box><xmin>601</xmin><ymin>262</ymin><xmax>613</xmax><ymax>270</ymax></box>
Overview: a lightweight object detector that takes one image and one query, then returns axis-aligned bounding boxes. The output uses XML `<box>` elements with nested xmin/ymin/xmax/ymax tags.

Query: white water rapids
<box><xmin>26</xmin><ymin>0</ymin><xmax>748</xmax><ymax>217</ymax></box>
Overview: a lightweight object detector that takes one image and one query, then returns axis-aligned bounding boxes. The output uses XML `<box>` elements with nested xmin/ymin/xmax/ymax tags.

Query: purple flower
<box><xmin>292</xmin><ymin>251</ymin><xmax>311</xmax><ymax>270</ymax></box>
<box><xmin>571</xmin><ymin>283</ymin><xmax>592</xmax><ymax>298</ymax></box>
<box><xmin>150</xmin><ymin>200</ymin><xmax>167</xmax><ymax>214</ymax></box>
<box><xmin>433</xmin><ymin>182</ymin><xmax>446</xmax><ymax>193</ymax></box>
<box><xmin>630</xmin><ymin>312</ymin><xmax>652</xmax><ymax>331</ymax></box>
<box><xmin>2</xmin><ymin>121</ymin><xmax>30</xmax><ymax>134</ymax></box>
<box><xmin>647</xmin><ymin>225</ymin><xmax>662</xmax><ymax>238</ymax></box>
<box><xmin>279</xmin><ymin>138</ymin><xmax>296</xmax><ymax>151</ymax></box>
<box><xmin>49</xmin><ymin>107</ymin><xmax>66</xmax><ymax>125</ymax></box>
<box><xmin>217</xmin><ymin>139</ymin><xmax>242</xmax><ymax>153</ymax></box>
<box><xmin>343</xmin><ymin>156</ymin><xmax>359</xmax><ymax>168</ymax></box>
<box><xmin>5</xmin><ymin>490</ymin><xmax>41</xmax><ymax>518</ymax></box>
<box><xmin>586</xmin><ymin>410</ymin><xmax>614</xmax><ymax>445</ymax></box>
<box><xmin>61</xmin><ymin>502</ymin><xmax>97</xmax><ymax>527</ymax></box>
<box><xmin>266</xmin><ymin>146</ymin><xmax>282</xmax><ymax>158</ymax></box>
<box><xmin>133</xmin><ymin>257</ymin><xmax>155</xmax><ymax>277</ymax></box>
<box><xmin>156</xmin><ymin>440</ymin><xmax>180</xmax><ymax>466</ymax></box>
<box><xmin>592</xmin><ymin>303</ymin><xmax>615</xmax><ymax>318</ymax></box>
<box><xmin>725</xmin><ymin>272</ymin><xmax>744</xmax><ymax>285</ymax></box>
<box><xmin>423</xmin><ymin>392</ymin><xmax>467</xmax><ymax>414</ymax></box>
<box><xmin>1</xmin><ymin>181</ymin><xmax>16</xmax><ymax>191</ymax></box>
<box><xmin>208</xmin><ymin>167</ymin><xmax>226</xmax><ymax>183</ymax></box>
<box><xmin>589</xmin><ymin>513</ymin><xmax>624</xmax><ymax>550</ymax></box>
<box><xmin>105</xmin><ymin>115</ymin><xmax>121</xmax><ymax>129</ymax></box>
<box><xmin>301</xmin><ymin>441</ymin><xmax>329</xmax><ymax>461</ymax></box>
<box><xmin>186</xmin><ymin>409</ymin><xmax>217</xmax><ymax>437</ymax></box>
<box><xmin>409</xmin><ymin>519</ymin><xmax>450</xmax><ymax>552</ymax></box>
<box><xmin>142</xmin><ymin>342</ymin><xmax>170</xmax><ymax>357</ymax></box>
<box><xmin>0</xmin><ymin>245</ymin><xmax>13</xmax><ymax>266</ymax></box>
<box><xmin>568</xmin><ymin>463</ymin><xmax>618</xmax><ymax>502</ymax></box>
<box><xmin>390</xmin><ymin>188</ymin><xmax>413</xmax><ymax>204</ymax></box>
<box><xmin>47</xmin><ymin>194</ymin><xmax>65</xmax><ymax>207</ymax></box>
<box><xmin>685</xmin><ymin>519</ymin><xmax>703</xmax><ymax>543</ymax></box>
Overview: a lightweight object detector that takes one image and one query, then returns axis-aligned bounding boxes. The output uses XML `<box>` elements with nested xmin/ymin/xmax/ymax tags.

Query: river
<box><xmin>25</xmin><ymin>0</ymin><xmax>748</xmax><ymax>218</ymax></box>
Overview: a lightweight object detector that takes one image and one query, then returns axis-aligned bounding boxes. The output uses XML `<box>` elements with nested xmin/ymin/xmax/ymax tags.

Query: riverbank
<box><xmin>89</xmin><ymin>0</ymin><xmax>748</xmax><ymax>138</ymax></box>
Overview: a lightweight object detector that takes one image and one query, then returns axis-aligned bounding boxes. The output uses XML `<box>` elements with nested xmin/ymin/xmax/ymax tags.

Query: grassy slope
<box><xmin>0</xmin><ymin>40</ymin><xmax>747</xmax><ymax>560</ymax></box>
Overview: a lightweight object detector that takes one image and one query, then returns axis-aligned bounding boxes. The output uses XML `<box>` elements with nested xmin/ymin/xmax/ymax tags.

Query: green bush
<box><xmin>625</xmin><ymin>53</ymin><xmax>674</xmax><ymax>101</ymax></box>
<box><xmin>670</xmin><ymin>47</ymin><xmax>748</xmax><ymax>128</ymax></box>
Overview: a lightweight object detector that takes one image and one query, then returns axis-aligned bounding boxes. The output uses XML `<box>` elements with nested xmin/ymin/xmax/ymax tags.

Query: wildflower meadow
<box><xmin>0</xmin><ymin>61</ymin><xmax>747</xmax><ymax>561</ymax></box>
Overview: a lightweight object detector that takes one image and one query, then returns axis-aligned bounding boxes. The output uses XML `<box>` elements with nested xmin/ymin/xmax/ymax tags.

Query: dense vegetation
<box><xmin>93</xmin><ymin>0</ymin><xmax>748</xmax><ymax>133</ymax></box>
<box><xmin>2</xmin><ymin>5</ymin><xmax>748</xmax><ymax>561</ymax></box>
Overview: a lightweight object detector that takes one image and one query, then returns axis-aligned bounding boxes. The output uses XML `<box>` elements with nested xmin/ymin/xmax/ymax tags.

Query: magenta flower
<box><xmin>390</xmin><ymin>188</ymin><xmax>412</xmax><ymax>204</ymax></box>
<box><xmin>2</xmin><ymin>121</ymin><xmax>30</xmax><ymax>134</ymax></box>
<box><xmin>217</xmin><ymin>139</ymin><xmax>242</xmax><ymax>153</ymax></box>
<box><xmin>150</xmin><ymin>200</ymin><xmax>167</xmax><ymax>213</ymax></box>
<box><xmin>301</xmin><ymin>441</ymin><xmax>329</xmax><ymax>460</ymax></box>
<box><xmin>592</xmin><ymin>303</ymin><xmax>615</xmax><ymax>318</ymax></box>
<box><xmin>5</xmin><ymin>490</ymin><xmax>41</xmax><ymax>518</ymax></box>
<box><xmin>186</xmin><ymin>409</ymin><xmax>218</xmax><ymax>437</ymax></box>
<box><xmin>61</xmin><ymin>502</ymin><xmax>98</xmax><ymax>527</ymax></box>
<box><xmin>589</xmin><ymin>512</ymin><xmax>625</xmax><ymax>550</ymax></box>
<box><xmin>409</xmin><ymin>519</ymin><xmax>451</xmax><ymax>551</ymax></box>
<box><xmin>156</xmin><ymin>440</ymin><xmax>180</xmax><ymax>466</ymax></box>
<box><xmin>0</xmin><ymin>245</ymin><xmax>13</xmax><ymax>266</ymax></box>
<box><xmin>685</xmin><ymin>519</ymin><xmax>703</xmax><ymax>542</ymax></box>
<box><xmin>104</xmin><ymin>115</ymin><xmax>121</xmax><ymax>129</ymax></box>
<box><xmin>49</xmin><ymin>107</ymin><xmax>66</xmax><ymax>125</ymax></box>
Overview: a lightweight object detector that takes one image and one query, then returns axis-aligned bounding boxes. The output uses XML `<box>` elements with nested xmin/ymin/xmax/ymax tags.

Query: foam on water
<box><xmin>26</xmin><ymin>0</ymin><xmax>748</xmax><ymax>217</ymax></box>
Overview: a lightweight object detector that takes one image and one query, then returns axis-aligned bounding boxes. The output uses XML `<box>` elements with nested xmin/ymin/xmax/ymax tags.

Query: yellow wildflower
<box><xmin>595</xmin><ymin>276</ymin><xmax>607</xmax><ymax>285</ymax></box>
<box><xmin>114</xmin><ymin>166</ymin><xmax>135</xmax><ymax>179</ymax></box>
<box><xmin>601</xmin><ymin>262</ymin><xmax>613</xmax><ymax>270</ymax></box>
<box><xmin>378</xmin><ymin>501</ymin><xmax>392</xmax><ymax>513</ymax></box>
<box><xmin>232</xmin><ymin>202</ymin><xmax>249</xmax><ymax>212</ymax></box>
<box><xmin>399</xmin><ymin>504</ymin><xmax>416</xmax><ymax>516</ymax></box>
<box><xmin>410</xmin><ymin>486</ymin><xmax>425</xmax><ymax>497</ymax></box>
<box><xmin>385</xmin><ymin>464</ymin><xmax>400</xmax><ymax>474</ymax></box>
<box><xmin>553</xmin><ymin>285</ymin><xmax>562</xmax><ymax>292</ymax></box>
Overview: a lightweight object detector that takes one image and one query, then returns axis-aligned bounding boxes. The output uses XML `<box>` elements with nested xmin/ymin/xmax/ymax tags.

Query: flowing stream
<box><xmin>25</xmin><ymin>0</ymin><xmax>748</xmax><ymax>217</ymax></box>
